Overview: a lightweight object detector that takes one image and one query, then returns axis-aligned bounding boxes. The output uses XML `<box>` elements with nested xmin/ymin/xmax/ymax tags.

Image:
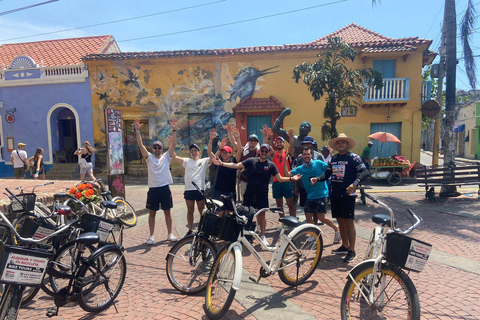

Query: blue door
<box><xmin>247</xmin><ymin>115</ymin><xmax>272</xmax><ymax>143</ymax></box>
<box><xmin>370</xmin><ymin>123</ymin><xmax>401</xmax><ymax>158</ymax></box>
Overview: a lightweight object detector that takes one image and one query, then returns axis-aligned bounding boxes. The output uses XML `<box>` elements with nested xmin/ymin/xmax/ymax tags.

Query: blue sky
<box><xmin>0</xmin><ymin>0</ymin><xmax>478</xmax><ymax>90</ymax></box>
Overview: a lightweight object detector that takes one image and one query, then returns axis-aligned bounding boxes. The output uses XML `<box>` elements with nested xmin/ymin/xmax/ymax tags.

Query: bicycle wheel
<box><xmin>278</xmin><ymin>227</ymin><xmax>323</xmax><ymax>286</ymax></box>
<box><xmin>49</xmin><ymin>242</ymin><xmax>95</xmax><ymax>294</ymax></box>
<box><xmin>204</xmin><ymin>246</ymin><xmax>237</xmax><ymax>320</ymax></box>
<box><xmin>112</xmin><ymin>199</ymin><xmax>137</xmax><ymax>227</ymax></box>
<box><xmin>340</xmin><ymin>261</ymin><xmax>421</xmax><ymax>320</ymax></box>
<box><xmin>0</xmin><ymin>285</ymin><xmax>23</xmax><ymax>320</ymax></box>
<box><xmin>77</xmin><ymin>248</ymin><xmax>126</xmax><ymax>313</ymax></box>
<box><xmin>166</xmin><ymin>235</ymin><xmax>217</xmax><ymax>294</ymax></box>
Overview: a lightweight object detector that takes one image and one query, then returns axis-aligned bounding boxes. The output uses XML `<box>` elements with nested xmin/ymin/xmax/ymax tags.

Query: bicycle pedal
<box><xmin>46</xmin><ymin>307</ymin><xmax>58</xmax><ymax>317</ymax></box>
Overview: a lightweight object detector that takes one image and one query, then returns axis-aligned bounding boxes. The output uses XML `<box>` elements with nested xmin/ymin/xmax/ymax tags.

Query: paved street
<box><xmin>4</xmin><ymin>176</ymin><xmax>478</xmax><ymax>320</ymax></box>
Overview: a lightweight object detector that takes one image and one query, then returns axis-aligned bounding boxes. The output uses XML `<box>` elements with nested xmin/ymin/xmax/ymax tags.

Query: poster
<box><xmin>404</xmin><ymin>240</ymin><xmax>432</xmax><ymax>272</ymax></box>
<box><xmin>1</xmin><ymin>252</ymin><xmax>49</xmax><ymax>285</ymax></box>
<box><xmin>106</xmin><ymin>109</ymin><xmax>124</xmax><ymax>175</ymax></box>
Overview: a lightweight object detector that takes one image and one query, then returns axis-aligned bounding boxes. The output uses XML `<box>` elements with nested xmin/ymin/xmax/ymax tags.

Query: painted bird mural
<box><xmin>228</xmin><ymin>65</ymin><xmax>279</xmax><ymax>101</ymax></box>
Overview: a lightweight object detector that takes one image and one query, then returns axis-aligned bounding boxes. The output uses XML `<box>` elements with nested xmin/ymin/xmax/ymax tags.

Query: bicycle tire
<box><xmin>278</xmin><ymin>227</ymin><xmax>323</xmax><ymax>286</ymax></box>
<box><xmin>112</xmin><ymin>199</ymin><xmax>137</xmax><ymax>227</ymax></box>
<box><xmin>204</xmin><ymin>246</ymin><xmax>237</xmax><ymax>320</ymax></box>
<box><xmin>77</xmin><ymin>247</ymin><xmax>126</xmax><ymax>313</ymax></box>
<box><xmin>166</xmin><ymin>235</ymin><xmax>217</xmax><ymax>294</ymax></box>
<box><xmin>340</xmin><ymin>261</ymin><xmax>421</xmax><ymax>320</ymax></box>
<box><xmin>0</xmin><ymin>285</ymin><xmax>23</xmax><ymax>320</ymax></box>
<box><xmin>49</xmin><ymin>242</ymin><xmax>95</xmax><ymax>294</ymax></box>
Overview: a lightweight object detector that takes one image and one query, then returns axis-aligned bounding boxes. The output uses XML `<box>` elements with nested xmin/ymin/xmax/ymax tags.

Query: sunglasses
<box><xmin>260</xmin><ymin>149</ymin><xmax>269</xmax><ymax>154</ymax></box>
<box><xmin>152</xmin><ymin>146</ymin><xmax>162</xmax><ymax>150</ymax></box>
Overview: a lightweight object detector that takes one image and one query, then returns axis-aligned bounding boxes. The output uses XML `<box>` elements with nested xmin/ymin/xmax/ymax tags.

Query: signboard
<box><xmin>1</xmin><ymin>252</ymin><xmax>49</xmax><ymax>285</ymax></box>
<box><xmin>421</xmin><ymin>100</ymin><xmax>441</xmax><ymax>118</ymax></box>
<box><xmin>341</xmin><ymin>106</ymin><xmax>357</xmax><ymax>117</ymax></box>
<box><xmin>404</xmin><ymin>239</ymin><xmax>432</xmax><ymax>272</ymax></box>
<box><xmin>105</xmin><ymin>109</ymin><xmax>125</xmax><ymax>198</ymax></box>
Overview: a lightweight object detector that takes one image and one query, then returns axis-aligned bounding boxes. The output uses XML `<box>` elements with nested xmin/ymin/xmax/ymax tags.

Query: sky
<box><xmin>0</xmin><ymin>0</ymin><xmax>478</xmax><ymax>91</ymax></box>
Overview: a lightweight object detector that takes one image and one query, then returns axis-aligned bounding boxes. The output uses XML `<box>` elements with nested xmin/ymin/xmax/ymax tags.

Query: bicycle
<box><xmin>165</xmin><ymin>182</ymin><xmax>224</xmax><ymax>294</ymax></box>
<box><xmin>0</xmin><ymin>206</ymin><xmax>126</xmax><ymax>319</ymax></box>
<box><xmin>204</xmin><ymin>195</ymin><xmax>323</xmax><ymax>320</ymax></box>
<box><xmin>340</xmin><ymin>192</ymin><xmax>432</xmax><ymax>320</ymax></box>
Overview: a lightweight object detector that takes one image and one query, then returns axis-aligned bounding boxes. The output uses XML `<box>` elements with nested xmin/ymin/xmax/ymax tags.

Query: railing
<box><xmin>0</xmin><ymin>64</ymin><xmax>88</xmax><ymax>86</ymax></box>
<box><xmin>421</xmin><ymin>81</ymin><xmax>432</xmax><ymax>103</ymax></box>
<box><xmin>364</xmin><ymin>78</ymin><xmax>410</xmax><ymax>102</ymax></box>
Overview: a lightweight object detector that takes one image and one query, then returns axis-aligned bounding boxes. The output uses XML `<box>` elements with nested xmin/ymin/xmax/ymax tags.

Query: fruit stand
<box><xmin>370</xmin><ymin>157</ymin><xmax>413</xmax><ymax>185</ymax></box>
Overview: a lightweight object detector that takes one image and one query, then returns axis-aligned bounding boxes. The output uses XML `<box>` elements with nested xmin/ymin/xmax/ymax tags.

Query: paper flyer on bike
<box><xmin>405</xmin><ymin>240</ymin><xmax>432</xmax><ymax>272</ymax></box>
<box><xmin>1</xmin><ymin>252</ymin><xmax>49</xmax><ymax>285</ymax></box>
<box><xmin>97</xmin><ymin>220</ymin><xmax>114</xmax><ymax>242</ymax></box>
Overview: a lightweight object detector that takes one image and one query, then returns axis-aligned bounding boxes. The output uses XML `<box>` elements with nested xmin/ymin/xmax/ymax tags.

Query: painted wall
<box><xmin>0</xmin><ymin>80</ymin><xmax>94</xmax><ymax>177</ymax></box>
<box><xmin>85</xmin><ymin>47</ymin><xmax>428</xmax><ymax>174</ymax></box>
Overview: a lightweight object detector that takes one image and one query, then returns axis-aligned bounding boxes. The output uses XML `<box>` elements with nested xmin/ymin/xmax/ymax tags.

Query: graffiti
<box><xmin>112</xmin><ymin>176</ymin><xmax>125</xmax><ymax>195</ymax></box>
<box><xmin>227</xmin><ymin>66</ymin><xmax>279</xmax><ymax>101</ymax></box>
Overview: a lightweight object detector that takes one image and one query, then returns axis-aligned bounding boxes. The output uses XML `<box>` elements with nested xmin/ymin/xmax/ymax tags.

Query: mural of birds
<box><xmin>123</xmin><ymin>69</ymin><xmax>140</xmax><ymax>89</ymax></box>
<box><xmin>228</xmin><ymin>65</ymin><xmax>279</xmax><ymax>101</ymax></box>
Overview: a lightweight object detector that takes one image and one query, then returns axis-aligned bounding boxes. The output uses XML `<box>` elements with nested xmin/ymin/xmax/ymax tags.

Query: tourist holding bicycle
<box><xmin>284</xmin><ymin>146</ymin><xmax>341</xmax><ymax>244</ymax></box>
<box><xmin>311</xmin><ymin>133</ymin><xmax>369</xmax><ymax>263</ymax></box>
<box><xmin>134</xmin><ymin>118</ymin><xmax>178</xmax><ymax>245</ymax></box>
<box><xmin>212</xmin><ymin>143</ymin><xmax>301</xmax><ymax>246</ymax></box>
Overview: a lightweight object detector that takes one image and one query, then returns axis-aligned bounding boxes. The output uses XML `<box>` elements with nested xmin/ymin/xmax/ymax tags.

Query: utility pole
<box><xmin>432</xmin><ymin>30</ymin><xmax>445</xmax><ymax>167</ymax></box>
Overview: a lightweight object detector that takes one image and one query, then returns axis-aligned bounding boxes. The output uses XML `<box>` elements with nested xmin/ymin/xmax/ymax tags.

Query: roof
<box><xmin>0</xmin><ymin>35</ymin><xmax>117</xmax><ymax>67</ymax></box>
<box><xmin>232</xmin><ymin>96</ymin><xmax>285</xmax><ymax>112</ymax></box>
<box><xmin>83</xmin><ymin>23</ymin><xmax>434</xmax><ymax>61</ymax></box>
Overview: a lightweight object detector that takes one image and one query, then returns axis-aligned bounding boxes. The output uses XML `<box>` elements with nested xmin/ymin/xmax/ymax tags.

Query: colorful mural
<box><xmin>88</xmin><ymin>62</ymin><xmax>279</xmax><ymax>173</ymax></box>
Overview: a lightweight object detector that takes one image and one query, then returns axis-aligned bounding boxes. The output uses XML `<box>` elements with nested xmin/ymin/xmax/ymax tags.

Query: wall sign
<box><xmin>5</xmin><ymin>113</ymin><xmax>15</xmax><ymax>124</ymax></box>
<box><xmin>6</xmin><ymin>137</ymin><xmax>14</xmax><ymax>152</ymax></box>
<box><xmin>341</xmin><ymin>106</ymin><xmax>357</xmax><ymax>117</ymax></box>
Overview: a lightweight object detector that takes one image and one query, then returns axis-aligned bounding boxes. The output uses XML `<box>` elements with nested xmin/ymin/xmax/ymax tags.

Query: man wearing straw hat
<box><xmin>311</xmin><ymin>133</ymin><xmax>369</xmax><ymax>263</ymax></box>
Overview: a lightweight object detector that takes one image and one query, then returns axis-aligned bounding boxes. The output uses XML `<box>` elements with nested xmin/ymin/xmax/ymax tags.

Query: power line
<box><xmin>425</xmin><ymin>3</ymin><xmax>444</xmax><ymax>39</ymax></box>
<box><xmin>118</xmin><ymin>0</ymin><xmax>349</xmax><ymax>43</ymax></box>
<box><xmin>0</xmin><ymin>0</ymin><xmax>58</xmax><ymax>17</ymax></box>
<box><xmin>0</xmin><ymin>0</ymin><xmax>226</xmax><ymax>42</ymax></box>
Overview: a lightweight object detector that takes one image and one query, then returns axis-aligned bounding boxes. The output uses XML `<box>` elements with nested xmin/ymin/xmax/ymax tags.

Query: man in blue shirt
<box><xmin>285</xmin><ymin>147</ymin><xmax>341</xmax><ymax>244</ymax></box>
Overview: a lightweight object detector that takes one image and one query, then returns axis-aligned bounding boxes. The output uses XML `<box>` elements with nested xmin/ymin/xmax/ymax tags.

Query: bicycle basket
<box><xmin>199</xmin><ymin>212</ymin><xmax>222</xmax><ymax>237</ymax></box>
<box><xmin>80</xmin><ymin>214</ymin><xmax>121</xmax><ymax>243</ymax></box>
<box><xmin>0</xmin><ymin>242</ymin><xmax>53</xmax><ymax>287</ymax></box>
<box><xmin>10</xmin><ymin>193</ymin><xmax>36</xmax><ymax>213</ymax></box>
<box><xmin>385</xmin><ymin>232</ymin><xmax>432</xmax><ymax>272</ymax></box>
<box><xmin>18</xmin><ymin>217</ymin><xmax>56</xmax><ymax>241</ymax></box>
<box><xmin>217</xmin><ymin>214</ymin><xmax>244</xmax><ymax>242</ymax></box>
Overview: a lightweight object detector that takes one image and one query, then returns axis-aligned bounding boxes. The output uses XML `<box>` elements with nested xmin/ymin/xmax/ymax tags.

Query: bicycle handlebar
<box><xmin>364</xmin><ymin>192</ymin><xmax>422</xmax><ymax>235</ymax></box>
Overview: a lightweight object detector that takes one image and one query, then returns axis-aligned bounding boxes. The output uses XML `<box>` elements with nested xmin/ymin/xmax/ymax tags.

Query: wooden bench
<box><xmin>415</xmin><ymin>164</ymin><xmax>480</xmax><ymax>202</ymax></box>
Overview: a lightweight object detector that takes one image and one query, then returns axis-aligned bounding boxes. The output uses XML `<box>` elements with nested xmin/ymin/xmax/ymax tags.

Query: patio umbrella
<box><xmin>368</xmin><ymin>132</ymin><xmax>401</xmax><ymax>157</ymax></box>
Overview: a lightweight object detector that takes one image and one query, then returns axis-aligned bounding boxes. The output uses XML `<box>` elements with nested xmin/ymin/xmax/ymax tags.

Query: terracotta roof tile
<box><xmin>232</xmin><ymin>96</ymin><xmax>285</xmax><ymax>112</ymax></box>
<box><xmin>0</xmin><ymin>35</ymin><xmax>115</xmax><ymax>67</ymax></box>
<box><xmin>84</xmin><ymin>23</ymin><xmax>434</xmax><ymax>61</ymax></box>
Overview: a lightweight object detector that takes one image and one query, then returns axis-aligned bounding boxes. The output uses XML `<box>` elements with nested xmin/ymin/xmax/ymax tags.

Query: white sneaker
<box><xmin>167</xmin><ymin>233</ymin><xmax>178</xmax><ymax>242</ymax></box>
<box><xmin>260</xmin><ymin>235</ymin><xmax>270</xmax><ymax>247</ymax></box>
<box><xmin>146</xmin><ymin>236</ymin><xmax>154</xmax><ymax>245</ymax></box>
<box><xmin>334</xmin><ymin>231</ymin><xmax>342</xmax><ymax>244</ymax></box>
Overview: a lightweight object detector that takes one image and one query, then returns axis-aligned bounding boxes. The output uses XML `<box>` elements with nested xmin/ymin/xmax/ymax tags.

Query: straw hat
<box><xmin>328</xmin><ymin>133</ymin><xmax>356</xmax><ymax>151</ymax></box>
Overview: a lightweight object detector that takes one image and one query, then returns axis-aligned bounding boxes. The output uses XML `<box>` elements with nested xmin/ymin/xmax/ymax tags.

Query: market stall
<box><xmin>370</xmin><ymin>157</ymin><xmax>413</xmax><ymax>185</ymax></box>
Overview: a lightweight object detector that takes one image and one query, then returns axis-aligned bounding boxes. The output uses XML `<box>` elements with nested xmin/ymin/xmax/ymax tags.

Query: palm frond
<box><xmin>460</xmin><ymin>0</ymin><xmax>477</xmax><ymax>89</ymax></box>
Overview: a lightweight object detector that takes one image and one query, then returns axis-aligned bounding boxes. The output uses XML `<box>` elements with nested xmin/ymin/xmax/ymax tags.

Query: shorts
<box><xmin>184</xmin><ymin>190</ymin><xmax>204</xmax><ymax>201</ymax></box>
<box><xmin>243</xmin><ymin>191</ymin><xmax>268</xmax><ymax>210</ymax></box>
<box><xmin>330</xmin><ymin>195</ymin><xmax>356</xmax><ymax>219</ymax></box>
<box><xmin>214</xmin><ymin>190</ymin><xmax>236</xmax><ymax>212</ymax></box>
<box><xmin>80</xmin><ymin>162</ymin><xmax>93</xmax><ymax>174</ymax></box>
<box><xmin>13</xmin><ymin>167</ymin><xmax>25</xmax><ymax>178</ymax></box>
<box><xmin>146</xmin><ymin>186</ymin><xmax>173</xmax><ymax>211</ymax></box>
<box><xmin>272</xmin><ymin>181</ymin><xmax>294</xmax><ymax>199</ymax></box>
<box><xmin>304</xmin><ymin>198</ymin><xmax>327</xmax><ymax>214</ymax></box>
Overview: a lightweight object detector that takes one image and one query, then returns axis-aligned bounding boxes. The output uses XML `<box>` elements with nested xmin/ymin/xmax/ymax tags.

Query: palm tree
<box><xmin>292</xmin><ymin>37</ymin><xmax>383</xmax><ymax>140</ymax></box>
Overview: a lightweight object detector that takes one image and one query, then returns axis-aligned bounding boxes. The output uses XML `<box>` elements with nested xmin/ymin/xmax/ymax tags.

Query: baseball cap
<box><xmin>17</xmin><ymin>143</ymin><xmax>26</xmax><ymax>147</ymax></box>
<box><xmin>152</xmin><ymin>141</ymin><xmax>163</xmax><ymax>148</ymax></box>
<box><xmin>220</xmin><ymin>146</ymin><xmax>232</xmax><ymax>153</ymax></box>
<box><xmin>248</xmin><ymin>134</ymin><xmax>259</xmax><ymax>141</ymax></box>
<box><xmin>189</xmin><ymin>144</ymin><xmax>200</xmax><ymax>151</ymax></box>
<box><xmin>321</xmin><ymin>146</ymin><xmax>329</xmax><ymax>152</ymax></box>
<box><xmin>274</xmin><ymin>136</ymin><xmax>284</xmax><ymax>142</ymax></box>
<box><xmin>301</xmin><ymin>136</ymin><xmax>316</xmax><ymax>145</ymax></box>
<box><xmin>368</xmin><ymin>141</ymin><xmax>373</xmax><ymax>146</ymax></box>
<box><xmin>260</xmin><ymin>143</ymin><xmax>270</xmax><ymax>150</ymax></box>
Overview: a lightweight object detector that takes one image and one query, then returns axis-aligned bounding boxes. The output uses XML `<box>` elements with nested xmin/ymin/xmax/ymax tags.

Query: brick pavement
<box><xmin>3</xmin><ymin>180</ymin><xmax>480</xmax><ymax>319</ymax></box>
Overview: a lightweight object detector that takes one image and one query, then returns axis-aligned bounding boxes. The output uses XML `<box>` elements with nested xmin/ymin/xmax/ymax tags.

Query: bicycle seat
<box><xmin>372</xmin><ymin>214</ymin><xmax>394</xmax><ymax>228</ymax></box>
<box><xmin>100</xmin><ymin>201</ymin><xmax>117</xmax><ymax>209</ymax></box>
<box><xmin>207</xmin><ymin>199</ymin><xmax>223</xmax><ymax>208</ymax></box>
<box><xmin>101</xmin><ymin>191</ymin><xmax>111</xmax><ymax>196</ymax></box>
<box><xmin>54</xmin><ymin>192</ymin><xmax>68</xmax><ymax>198</ymax></box>
<box><xmin>55</xmin><ymin>205</ymin><xmax>72</xmax><ymax>215</ymax></box>
<box><xmin>279</xmin><ymin>216</ymin><xmax>300</xmax><ymax>228</ymax></box>
<box><xmin>76</xmin><ymin>232</ymin><xmax>99</xmax><ymax>245</ymax></box>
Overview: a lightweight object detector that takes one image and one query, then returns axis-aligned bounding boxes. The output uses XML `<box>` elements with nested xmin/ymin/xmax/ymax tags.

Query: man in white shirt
<box><xmin>11</xmin><ymin>143</ymin><xmax>29</xmax><ymax>179</ymax></box>
<box><xmin>134</xmin><ymin>118</ymin><xmax>178</xmax><ymax>245</ymax></box>
<box><xmin>172</xmin><ymin>143</ymin><xmax>211</xmax><ymax>237</ymax></box>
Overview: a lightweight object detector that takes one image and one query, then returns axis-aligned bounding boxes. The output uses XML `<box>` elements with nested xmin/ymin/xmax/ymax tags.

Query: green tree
<box><xmin>292</xmin><ymin>37</ymin><xmax>383</xmax><ymax>140</ymax></box>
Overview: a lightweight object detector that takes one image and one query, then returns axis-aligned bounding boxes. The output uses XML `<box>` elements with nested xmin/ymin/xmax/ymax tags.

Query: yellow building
<box><xmin>84</xmin><ymin>23</ymin><xmax>435</xmax><ymax>175</ymax></box>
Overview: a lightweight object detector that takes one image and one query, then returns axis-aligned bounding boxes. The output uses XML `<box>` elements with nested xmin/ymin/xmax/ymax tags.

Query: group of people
<box><xmin>10</xmin><ymin>141</ymin><xmax>96</xmax><ymax>181</ymax></box>
<box><xmin>134</xmin><ymin>118</ymin><xmax>368</xmax><ymax>263</ymax></box>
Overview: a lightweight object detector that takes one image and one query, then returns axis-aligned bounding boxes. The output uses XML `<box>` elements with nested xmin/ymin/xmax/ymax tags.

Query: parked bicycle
<box><xmin>340</xmin><ymin>192</ymin><xmax>431</xmax><ymax>320</ymax></box>
<box><xmin>204</xmin><ymin>194</ymin><xmax>323</xmax><ymax>320</ymax></box>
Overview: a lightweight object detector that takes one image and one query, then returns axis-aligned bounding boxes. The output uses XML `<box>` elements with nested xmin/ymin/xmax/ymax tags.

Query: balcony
<box><xmin>362</xmin><ymin>78</ymin><xmax>432</xmax><ymax>108</ymax></box>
